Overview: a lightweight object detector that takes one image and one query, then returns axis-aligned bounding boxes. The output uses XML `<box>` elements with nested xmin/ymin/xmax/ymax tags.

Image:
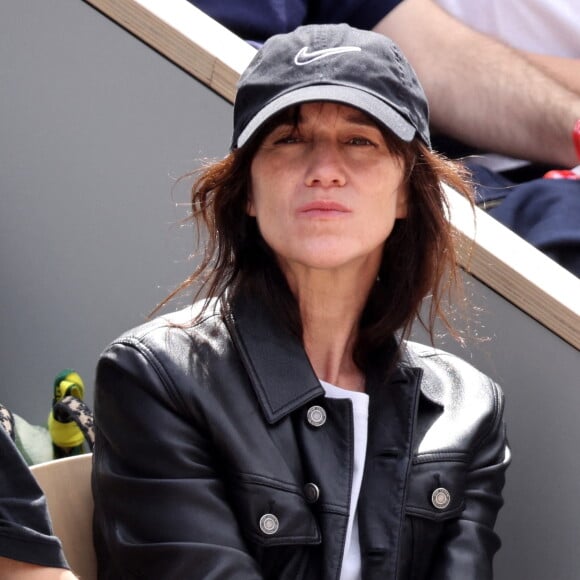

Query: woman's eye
<box><xmin>274</xmin><ymin>134</ymin><xmax>302</xmax><ymax>145</ymax></box>
<box><xmin>347</xmin><ymin>137</ymin><xmax>374</xmax><ymax>146</ymax></box>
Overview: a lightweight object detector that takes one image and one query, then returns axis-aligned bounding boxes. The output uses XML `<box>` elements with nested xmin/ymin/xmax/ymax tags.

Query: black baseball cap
<box><xmin>232</xmin><ymin>23</ymin><xmax>430</xmax><ymax>149</ymax></box>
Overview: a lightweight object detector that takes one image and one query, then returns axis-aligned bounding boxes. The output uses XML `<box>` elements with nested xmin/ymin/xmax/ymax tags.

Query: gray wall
<box><xmin>1</xmin><ymin>1</ymin><xmax>579</xmax><ymax>579</ymax></box>
<box><xmin>1</xmin><ymin>0</ymin><xmax>230</xmax><ymax>424</ymax></box>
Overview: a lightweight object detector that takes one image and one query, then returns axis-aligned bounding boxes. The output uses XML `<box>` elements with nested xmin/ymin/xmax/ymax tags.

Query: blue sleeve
<box><xmin>311</xmin><ymin>0</ymin><xmax>403</xmax><ymax>30</ymax></box>
<box><xmin>188</xmin><ymin>0</ymin><xmax>404</xmax><ymax>43</ymax></box>
<box><xmin>0</xmin><ymin>426</ymin><xmax>69</xmax><ymax>569</ymax></box>
<box><xmin>189</xmin><ymin>0</ymin><xmax>308</xmax><ymax>44</ymax></box>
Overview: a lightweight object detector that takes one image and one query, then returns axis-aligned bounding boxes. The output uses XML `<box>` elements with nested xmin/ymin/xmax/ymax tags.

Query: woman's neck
<box><xmin>283</xmin><ymin>265</ymin><xmax>377</xmax><ymax>392</ymax></box>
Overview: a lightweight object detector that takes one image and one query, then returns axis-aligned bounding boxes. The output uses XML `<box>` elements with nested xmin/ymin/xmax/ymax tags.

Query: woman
<box><xmin>92</xmin><ymin>24</ymin><xmax>510</xmax><ymax>579</ymax></box>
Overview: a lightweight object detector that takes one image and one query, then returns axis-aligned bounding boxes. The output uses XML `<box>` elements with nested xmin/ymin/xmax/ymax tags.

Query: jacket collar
<box><xmin>225</xmin><ymin>290</ymin><xmax>324</xmax><ymax>424</ymax></box>
<box><xmin>225</xmin><ymin>290</ymin><xmax>440</xmax><ymax>424</ymax></box>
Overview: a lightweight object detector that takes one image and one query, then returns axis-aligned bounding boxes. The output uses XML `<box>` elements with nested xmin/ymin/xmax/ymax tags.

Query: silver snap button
<box><xmin>307</xmin><ymin>405</ymin><xmax>326</xmax><ymax>427</ymax></box>
<box><xmin>304</xmin><ymin>482</ymin><xmax>320</xmax><ymax>503</ymax></box>
<box><xmin>431</xmin><ymin>487</ymin><xmax>451</xmax><ymax>510</ymax></box>
<box><xmin>259</xmin><ymin>513</ymin><xmax>279</xmax><ymax>535</ymax></box>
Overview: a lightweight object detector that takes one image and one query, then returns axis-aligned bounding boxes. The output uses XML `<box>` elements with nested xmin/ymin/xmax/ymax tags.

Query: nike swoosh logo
<box><xmin>294</xmin><ymin>46</ymin><xmax>362</xmax><ymax>66</ymax></box>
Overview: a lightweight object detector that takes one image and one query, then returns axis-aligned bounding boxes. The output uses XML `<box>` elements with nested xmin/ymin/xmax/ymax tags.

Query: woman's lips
<box><xmin>297</xmin><ymin>200</ymin><xmax>351</xmax><ymax>216</ymax></box>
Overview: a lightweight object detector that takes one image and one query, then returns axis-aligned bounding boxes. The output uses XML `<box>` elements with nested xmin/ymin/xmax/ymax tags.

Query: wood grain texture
<box><xmin>83</xmin><ymin>0</ymin><xmax>255</xmax><ymax>101</ymax></box>
<box><xmin>83</xmin><ymin>0</ymin><xmax>580</xmax><ymax>349</ymax></box>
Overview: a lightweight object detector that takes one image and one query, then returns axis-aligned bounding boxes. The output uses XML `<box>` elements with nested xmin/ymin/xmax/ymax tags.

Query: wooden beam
<box><xmin>83</xmin><ymin>0</ymin><xmax>255</xmax><ymax>102</ymax></box>
<box><xmin>446</xmin><ymin>186</ymin><xmax>579</xmax><ymax>347</ymax></box>
<box><xmin>83</xmin><ymin>0</ymin><xmax>580</xmax><ymax>349</ymax></box>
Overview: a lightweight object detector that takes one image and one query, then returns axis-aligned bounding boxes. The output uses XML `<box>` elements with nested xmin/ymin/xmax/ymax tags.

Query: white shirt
<box><xmin>320</xmin><ymin>381</ymin><xmax>369</xmax><ymax>580</ymax></box>
<box><xmin>436</xmin><ymin>0</ymin><xmax>580</xmax><ymax>57</ymax></box>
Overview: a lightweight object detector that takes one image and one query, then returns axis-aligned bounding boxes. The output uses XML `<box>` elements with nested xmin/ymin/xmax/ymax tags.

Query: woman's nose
<box><xmin>304</xmin><ymin>143</ymin><xmax>346</xmax><ymax>188</ymax></box>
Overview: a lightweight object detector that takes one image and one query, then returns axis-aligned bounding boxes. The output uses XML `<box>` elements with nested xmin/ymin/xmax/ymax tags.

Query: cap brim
<box><xmin>235</xmin><ymin>84</ymin><xmax>416</xmax><ymax>148</ymax></box>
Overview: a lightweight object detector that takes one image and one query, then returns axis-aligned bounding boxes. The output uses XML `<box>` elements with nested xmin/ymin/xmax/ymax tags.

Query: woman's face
<box><xmin>248</xmin><ymin>102</ymin><xmax>408</xmax><ymax>276</ymax></box>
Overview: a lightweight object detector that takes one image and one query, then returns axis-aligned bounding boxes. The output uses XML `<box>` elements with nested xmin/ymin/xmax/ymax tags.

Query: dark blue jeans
<box><xmin>466</xmin><ymin>161</ymin><xmax>580</xmax><ymax>277</ymax></box>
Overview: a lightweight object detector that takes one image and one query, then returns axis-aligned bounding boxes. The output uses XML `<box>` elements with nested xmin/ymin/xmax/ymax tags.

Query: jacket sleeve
<box><xmin>92</xmin><ymin>338</ymin><xmax>264</xmax><ymax>579</ymax></box>
<box><xmin>431</xmin><ymin>380</ymin><xmax>510</xmax><ymax>579</ymax></box>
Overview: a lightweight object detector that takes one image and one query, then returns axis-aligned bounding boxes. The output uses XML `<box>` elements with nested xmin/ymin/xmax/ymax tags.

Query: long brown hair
<box><xmin>155</xmin><ymin>115</ymin><xmax>474</xmax><ymax>370</ymax></box>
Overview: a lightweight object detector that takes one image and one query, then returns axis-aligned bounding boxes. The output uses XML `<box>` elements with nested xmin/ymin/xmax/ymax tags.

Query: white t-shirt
<box><xmin>320</xmin><ymin>380</ymin><xmax>369</xmax><ymax>580</ymax></box>
<box><xmin>436</xmin><ymin>0</ymin><xmax>579</xmax><ymax>57</ymax></box>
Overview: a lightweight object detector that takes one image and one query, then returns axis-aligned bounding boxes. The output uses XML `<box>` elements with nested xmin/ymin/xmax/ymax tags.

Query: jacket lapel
<box><xmin>225</xmin><ymin>291</ymin><xmax>324</xmax><ymax>424</ymax></box>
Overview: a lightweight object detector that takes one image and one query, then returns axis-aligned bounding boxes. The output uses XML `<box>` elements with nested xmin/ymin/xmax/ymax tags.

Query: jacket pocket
<box><xmin>406</xmin><ymin>453</ymin><xmax>468</xmax><ymax>520</ymax></box>
<box><xmin>401</xmin><ymin>455</ymin><xmax>468</xmax><ymax>579</ymax></box>
<box><xmin>230</xmin><ymin>473</ymin><xmax>322</xmax><ymax>547</ymax></box>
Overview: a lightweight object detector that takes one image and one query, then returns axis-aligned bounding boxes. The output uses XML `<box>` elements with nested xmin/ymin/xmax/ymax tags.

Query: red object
<box><xmin>543</xmin><ymin>169</ymin><xmax>580</xmax><ymax>180</ymax></box>
<box><xmin>543</xmin><ymin>120</ymin><xmax>580</xmax><ymax>179</ymax></box>
<box><xmin>574</xmin><ymin>119</ymin><xmax>580</xmax><ymax>162</ymax></box>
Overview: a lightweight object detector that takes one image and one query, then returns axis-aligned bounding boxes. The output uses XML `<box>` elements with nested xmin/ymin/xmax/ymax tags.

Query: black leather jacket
<box><xmin>93</xmin><ymin>292</ymin><xmax>509</xmax><ymax>579</ymax></box>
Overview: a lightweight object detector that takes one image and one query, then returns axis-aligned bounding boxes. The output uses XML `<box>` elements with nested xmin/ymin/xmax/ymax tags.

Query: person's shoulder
<box><xmin>96</xmin><ymin>298</ymin><xmax>234</xmax><ymax>395</ymax></box>
<box><xmin>403</xmin><ymin>340</ymin><xmax>492</xmax><ymax>378</ymax></box>
<box><xmin>402</xmin><ymin>340</ymin><xmax>503</xmax><ymax>409</ymax></box>
<box><xmin>403</xmin><ymin>341</ymin><xmax>507</xmax><ymax>456</ymax></box>
<box><xmin>101</xmin><ymin>298</ymin><xmax>227</xmax><ymax>359</ymax></box>
<box><xmin>115</xmin><ymin>298</ymin><xmax>222</xmax><ymax>340</ymax></box>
